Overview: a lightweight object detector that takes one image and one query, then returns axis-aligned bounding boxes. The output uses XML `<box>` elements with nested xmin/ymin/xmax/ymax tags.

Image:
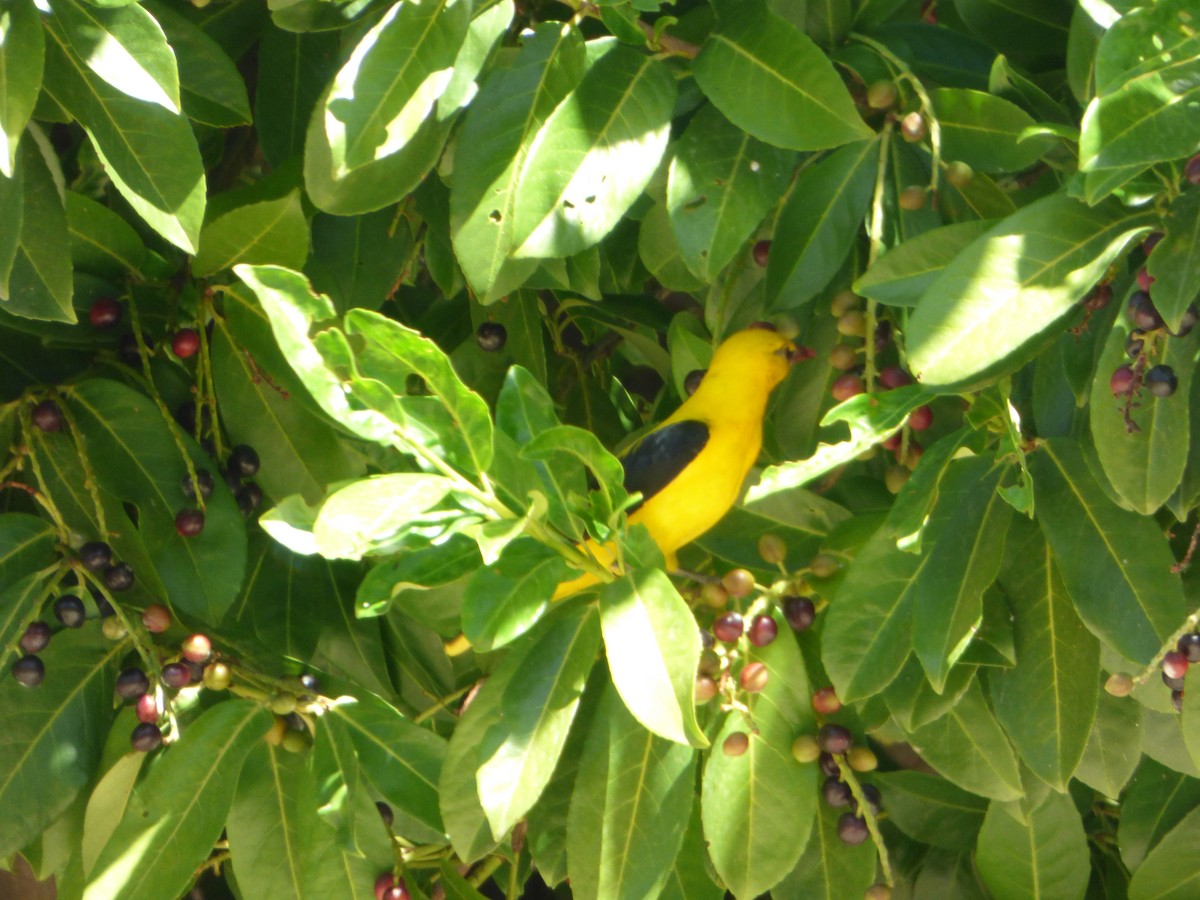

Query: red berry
<box><xmin>89</xmin><ymin>297</ymin><xmax>122</xmax><ymax>329</ymax></box>
<box><xmin>831</xmin><ymin>374</ymin><xmax>865</xmax><ymax>402</ymax></box>
<box><xmin>723</xmin><ymin>732</ymin><xmax>750</xmax><ymax>756</ymax></box>
<box><xmin>908</xmin><ymin>405</ymin><xmax>933</xmax><ymax>431</ymax></box>
<box><xmin>1136</xmin><ymin>267</ymin><xmax>1155</xmax><ymax>292</ymax></box>
<box><xmin>882</xmin><ymin>432</ymin><xmax>902</xmax><ymax>451</ymax></box>
<box><xmin>783</xmin><ymin>596</ymin><xmax>815</xmax><ymax>631</ymax></box>
<box><xmin>161</xmin><ymin>663</ymin><xmax>191</xmax><ymax>689</ymax></box>
<box><xmin>812</xmin><ymin>686</ymin><xmax>842</xmax><ymax>715</ymax></box>
<box><xmin>713</xmin><ymin>612</ymin><xmax>745</xmax><ymax>643</ymax></box>
<box><xmin>31</xmin><ymin>400</ymin><xmax>64</xmax><ymax>433</ymax></box>
<box><xmin>752</xmin><ymin>240</ymin><xmax>771</xmax><ymax>268</ymax></box>
<box><xmin>181</xmin><ymin>634</ymin><xmax>212</xmax><ymax>663</ymax></box>
<box><xmin>175</xmin><ymin>508</ymin><xmax>205</xmax><ymax>537</ymax></box>
<box><xmin>1186</xmin><ymin>153</ymin><xmax>1200</xmax><ymax>186</ymax></box>
<box><xmin>136</xmin><ymin>694</ymin><xmax>159</xmax><ymax>723</ymax></box>
<box><xmin>878</xmin><ymin>366</ymin><xmax>911</xmax><ymax>389</ymax></box>
<box><xmin>172</xmin><ymin>328</ymin><xmax>200</xmax><ymax>359</ymax></box>
<box><xmin>747</xmin><ymin>614</ymin><xmax>778</xmax><ymax>647</ymax></box>
<box><xmin>142</xmin><ymin>603</ymin><xmax>172</xmax><ymax>633</ymax></box>
<box><xmin>1163</xmin><ymin>651</ymin><xmax>1189</xmax><ymax>680</ymax></box>
<box><xmin>1110</xmin><ymin>365</ymin><xmax>1137</xmax><ymax>396</ymax></box>
<box><xmin>1084</xmin><ymin>283</ymin><xmax>1113</xmax><ymax>310</ymax></box>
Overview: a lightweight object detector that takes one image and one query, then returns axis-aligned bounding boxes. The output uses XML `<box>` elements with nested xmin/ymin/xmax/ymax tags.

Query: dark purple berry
<box><xmin>31</xmin><ymin>400</ymin><xmax>64</xmax><ymax>433</ymax></box>
<box><xmin>874</xmin><ymin>319</ymin><xmax>892</xmax><ymax>353</ymax></box>
<box><xmin>237</xmin><ymin>483</ymin><xmax>263</xmax><ymax>515</ymax></box>
<box><xmin>783</xmin><ymin>596</ymin><xmax>816</xmax><ymax>631</ymax></box>
<box><xmin>104</xmin><ymin>563</ymin><xmax>134</xmax><ymax>592</ymax></box>
<box><xmin>116</xmin><ymin>668</ymin><xmax>150</xmax><ymax>700</ymax></box>
<box><xmin>837</xmin><ymin>813</ymin><xmax>870</xmax><ymax>845</ymax></box>
<box><xmin>161</xmin><ymin>662</ymin><xmax>192</xmax><ymax>689</ymax></box>
<box><xmin>1143</xmin><ymin>231</ymin><xmax>1164</xmax><ymax>255</ymax></box>
<box><xmin>819</xmin><ymin>752</ymin><xmax>841</xmax><ymax>778</ymax></box>
<box><xmin>90</xmin><ymin>297</ymin><xmax>123</xmax><ymax>329</ymax></box>
<box><xmin>1146</xmin><ymin>365</ymin><xmax>1177</xmax><ymax>398</ymax></box>
<box><xmin>1110</xmin><ymin>366</ymin><xmax>1137</xmax><ymax>397</ymax></box>
<box><xmin>175</xmin><ymin>509</ymin><xmax>205</xmax><ymax>537</ymax></box>
<box><xmin>79</xmin><ymin>541</ymin><xmax>113</xmax><ymax>572</ymax></box>
<box><xmin>1163</xmin><ymin>669</ymin><xmax>1185</xmax><ymax>691</ymax></box>
<box><xmin>117</xmin><ymin>333</ymin><xmax>144</xmax><ymax>367</ymax></box>
<box><xmin>748</xmin><ymin>614</ymin><xmax>778</xmax><ymax>647</ymax></box>
<box><xmin>819</xmin><ymin>723</ymin><xmax>854</xmax><ymax>755</ymax></box>
<box><xmin>822</xmin><ymin>777</ymin><xmax>853</xmax><ymax>807</ymax></box>
<box><xmin>376</xmin><ymin>801</ymin><xmax>394</xmax><ymax>828</ymax></box>
<box><xmin>1126</xmin><ymin>330</ymin><xmax>1146</xmax><ymax>358</ymax></box>
<box><xmin>130</xmin><ymin>722</ymin><xmax>163</xmax><ymax>752</ymax></box>
<box><xmin>1173</xmin><ymin>689</ymin><xmax>1185</xmax><ymax>712</ymax></box>
<box><xmin>684</xmin><ymin>369</ymin><xmax>706</xmax><ymax>396</ymax></box>
<box><xmin>20</xmin><ymin>622</ymin><xmax>51</xmax><ymax>654</ymax></box>
<box><xmin>54</xmin><ymin>595</ymin><xmax>86</xmax><ymax>628</ymax></box>
<box><xmin>181</xmin><ymin>469</ymin><xmax>214</xmax><ymax>501</ymax></box>
<box><xmin>1187</xmin><ymin>153</ymin><xmax>1200</xmax><ymax>186</ymax></box>
<box><xmin>752</xmin><ymin>240</ymin><xmax>771</xmax><ymax>268</ymax></box>
<box><xmin>476</xmin><ymin>322</ymin><xmax>507</xmax><ymax>352</ymax></box>
<box><xmin>12</xmin><ymin>655</ymin><xmax>45</xmax><ymax>687</ymax></box>
<box><xmin>223</xmin><ymin>466</ymin><xmax>242</xmax><ymax>492</ymax></box>
<box><xmin>713</xmin><ymin>612</ymin><xmax>744</xmax><ymax>643</ymax></box>
<box><xmin>699</xmin><ymin>628</ymin><xmax>715</xmax><ymax>651</ymax></box>
<box><xmin>1172</xmin><ymin>305</ymin><xmax>1199</xmax><ymax>338</ymax></box>
<box><xmin>860</xmin><ymin>783</ymin><xmax>883</xmax><ymax>815</ymax></box>
<box><xmin>229</xmin><ymin>445</ymin><xmax>260</xmax><ymax>477</ymax></box>
<box><xmin>1178</xmin><ymin>633</ymin><xmax>1200</xmax><ymax>663</ymax></box>
<box><xmin>1128</xmin><ymin>291</ymin><xmax>1164</xmax><ymax>331</ymax></box>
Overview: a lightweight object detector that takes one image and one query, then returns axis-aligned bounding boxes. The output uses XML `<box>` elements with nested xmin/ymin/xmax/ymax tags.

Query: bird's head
<box><xmin>708</xmin><ymin>323</ymin><xmax>814</xmax><ymax>392</ymax></box>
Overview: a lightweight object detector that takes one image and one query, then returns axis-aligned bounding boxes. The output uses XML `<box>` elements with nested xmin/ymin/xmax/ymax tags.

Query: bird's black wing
<box><xmin>621</xmin><ymin>419</ymin><xmax>710</xmax><ymax>514</ymax></box>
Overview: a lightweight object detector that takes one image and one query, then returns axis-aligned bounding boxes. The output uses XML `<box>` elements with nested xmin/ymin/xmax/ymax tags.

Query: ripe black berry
<box><xmin>104</xmin><ymin>563</ymin><xmax>135</xmax><ymax>592</ymax></box>
<box><xmin>1163</xmin><ymin>669</ymin><xmax>1185</xmax><ymax>691</ymax></box>
<box><xmin>476</xmin><ymin>322</ymin><xmax>507</xmax><ymax>352</ymax></box>
<box><xmin>1173</xmin><ymin>305</ymin><xmax>1199</xmax><ymax>338</ymax></box>
<box><xmin>822</xmin><ymin>777</ymin><xmax>853</xmax><ymax>807</ymax></box>
<box><xmin>117</xmin><ymin>333</ymin><xmax>145</xmax><ymax>367</ymax></box>
<box><xmin>783</xmin><ymin>596</ymin><xmax>816</xmax><ymax>631</ymax></box>
<box><xmin>819</xmin><ymin>723</ymin><xmax>854</xmax><ymax>755</ymax></box>
<box><xmin>1144</xmin><ymin>232</ymin><xmax>1164</xmax><ymax>255</ymax></box>
<box><xmin>54</xmin><ymin>595</ymin><xmax>86</xmax><ymax>628</ymax></box>
<box><xmin>161</xmin><ymin>663</ymin><xmax>192</xmax><ymax>689</ymax></box>
<box><xmin>116</xmin><ymin>668</ymin><xmax>150</xmax><ymax>700</ymax></box>
<box><xmin>79</xmin><ymin>541</ymin><xmax>113</xmax><ymax>572</ymax></box>
<box><xmin>376</xmin><ymin>801</ymin><xmax>394</xmax><ymax>828</ymax></box>
<box><xmin>229</xmin><ymin>445</ymin><xmax>261</xmax><ymax>477</ymax></box>
<box><xmin>860</xmin><ymin>783</ymin><xmax>883</xmax><ymax>815</ymax></box>
<box><xmin>31</xmin><ymin>400</ymin><xmax>64</xmax><ymax>433</ymax></box>
<box><xmin>752</xmin><ymin>240</ymin><xmax>771</xmax><ymax>268</ymax></box>
<box><xmin>1173</xmin><ymin>689</ymin><xmax>1184</xmax><ymax>712</ymax></box>
<box><xmin>13</xmin><ymin>655</ymin><xmax>45</xmax><ymax>687</ymax></box>
<box><xmin>89</xmin><ymin>297</ymin><xmax>122</xmax><ymax>329</ymax></box>
<box><xmin>747</xmin><ymin>614</ymin><xmax>778</xmax><ymax>647</ymax></box>
<box><xmin>1128</xmin><ymin>291</ymin><xmax>1164</xmax><ymax>331</ymax></box>
<box><xmin>684</xmin><ymin>369</ymin><xmax>705</xmax><ymax>396</ymax></box>
<box><xmin>237</xmin><ymin>483</ymin><xmax>263</xmax><ymax>515</ymax></box>
<box><xmin>819</xmin><ymin>752</ymin><xmax>841</xmax><ymax>778</ymax></box>
<box><xmin>837</xmin><ymin>813</ymin><xmax>870</xmax><ymax>845</ymax></box>
<box><xmin>181</xmin><ymin>469</ymin><xmax>214</xmax><ymax>501</ymax></box>
<box><xmin>1178</xmin><ymin>633</ymin><xmax>1200</xmax><ymax>663</ymax></box>
<box><xmin>1187</xmin><ymin>153</ymin><xmax>1200</xmax><ymax>186</ymax></box>
<box><xmin>20</xmin><ymin>621</ymin><xmax>51</xmax><ymax>654</ymax></box>
<box><xmin>175</xmin><ymin>509</ymin><xmax>205</xmax><ymax>537</ymax></box>
<box><xmin>130</xmin><ymin>722</ymin><xmax>163</xmax><ymax>752</ymax></box>
<box><xmin>1146</xmin><ymin>365</ymin><xmax>1177</xmax><ymax>398</ymax></box>
<box><xmin>1125</xmin><ymin>330</ymin><xmax>1146</xmax><ymax>358</ymax></box>
<box><xmin>172</xmin><ymin>329</ymin><xmax>200</xmax><ymax>359</ymax></box>
<box><xmin>713</xmin><ymin>612</ymin><xmax>744</xmax><ymax>643</ymax></box>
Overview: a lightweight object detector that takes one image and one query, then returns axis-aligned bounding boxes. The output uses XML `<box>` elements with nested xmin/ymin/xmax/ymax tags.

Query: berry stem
<box><xmin>1132</xmin><ymin>605</ymin><xmax>1200</xmax><ymax>687</ymax></box>
<box><xmin>0</xmin><ymin>479</ymin><xmax>71</xmax><ymax>543</ymax></box>
<box><xmin>412</xmin><ymin>685</ymin><xmax>473</xmax><ymax>725</ymax></box>
<box><xmin>837</xmin><ymin>755</ymin><xmax>894</xmax><ymax>887</ymax></box>
<box><xmin>79</xmin><ymin>568</ymin><xmax>159</xmax><ymax>675</ymax></box>
<box><xmin>47</xmin><ymin>392</ymin><xmax>111</xmax><ymax>536</ymax></box>
<box><xmin>467</xmin><ymin>856</ymin><xmax>505</xmax><ymax>889</ymax></box>
<box><xmin>197</xmin><ymin>293</ymin><xmax>225</xmax><ymax>462</ymax></box>
<box><xmin>1172</xmin><ymin>520</ymin><xmax>1200</xmax><ymax>574</ymax></box>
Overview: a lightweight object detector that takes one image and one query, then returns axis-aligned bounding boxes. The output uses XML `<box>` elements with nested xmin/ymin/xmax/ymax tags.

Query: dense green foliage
<box><xmin>2</xmin><ymin>0</ymin><xmax>1200</xmax><ymax>897</ymax></box>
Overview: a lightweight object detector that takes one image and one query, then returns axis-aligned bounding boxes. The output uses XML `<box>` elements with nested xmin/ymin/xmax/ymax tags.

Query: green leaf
<box><xmin>853</xmin><ymin>220</ymin><xmax>994</xmax><ymax>307</ymax></box>
<box><xmin>659</xmin><ymin>803</ymin><xmax>722</xmax><ymax>900</ymax></box>
<box><xmin>1090</xmin><ymin>299</ymin><xmax>1195</xmax><ymax>514</ymax></box>
<box><xmin>885</xmin><ymin>657</ymin><xmax>979</xmax><ymax>732</ymax></box>
<box><xmin>326</xmin><ymin>696</ymin><xmax>446</xmax><ymax>841</ymax></box>
<box><xmin>693</xmin><ymin>1</ymin><xmax>872</xmax><ymax>151</ymax></box>
<box><xmin>306</xmin><ymin>207</ymin><xmax>413</xmax><ymax>314</ymax></box>
<box><xmin>81</xmin><ymin>752</ymin><xmax>146</xmax><ymax>877</ymax></box>
<box><xmin>765</xmin><ymin>138</ymin><xmax>879</xmax><ymax>310</ymax></box>
<box><xmin>953</xmin><ymin>0</ymin><xmax>1071</xmax><ymax>65</ymax></box>
<box><xmin>0</xmin><ymin>628</ymin><xmax>119</xmax><ymax>862</ymax></box>
<box><xmin>255</xmin><ymin>29</ymin><xmax>340</xmax><ymax>167</ymax></box>
<box><xmin>450</xmin><ymin>23</ymin><xmax>586</xmax><ymax>302</ymax></box>
<box><xmin>1079</xmin><ymin>1</ymin><xmax>1200</xmax><ymax>172</ymax></box>
<box><xmin>1147</xmin><ymin>188</ymin><xmax>1200</xmax><ymax>334</ymax></box>
<box><xmin>324</xmin><ymin>0</ymin><xmax>469</xmax><ymax>173</ymax></box>
<box><xmin>66</xmin><ymin>192</ymin><xmax>146</xmax><ymax>278</ymax></box>
<box><xmin>822</xmin><ymin>525</ymin><xmax>919</xmax><ymax>702</ymax></box>
<box><xmin>932</xmin><ymin>87</ymin><xmax>1055</xmax><ymax>173</ymax></box>
<box><xmin>599</xmin><ymin>570</ymin><xmax>707</xmax><ymax>748</ymax></box>
<box><xmin>1119</xmin><ymin>758</ymin><xmax>1200</xmax><ymax>871</ymax></box>
<box><xmin>565</xmin><ymin>680</ymin><xmax>696</xmax><ymax>900</ymax></box>
<box><xmin>52</xmin><ymin>0</ymin><xmax>180</xmax><ymax>114</ymax></box>
<box><xmin>976</xmin><ymin>792</ymin><xmax>1090</xmax><ymax>900</ymax></box>
<box><xmin>310</xmin><ymin>474</ymin><xmax>458</xmax><ymax>561</ymax></box>
<box><xmin>0</xmin><ymin>568</ymin><xmax>60</xmax><ymax>676</ymax></box>
<box><xmin>638</xmin><ymin>201</ymin><xmax>707</xmax><ymax>293</ymax></box>
<box><xmin>64</xmin><ymin>378</ymin><xmax>248</xmax><ymax>623</ymax></box>
<box><xmin>84</xmin><ymin>701</ymin><xmax>272</xmax><ymax>900</ymax></box>
<box><xmin>1028</xmin><ymin>438</ymin><xmax>1187</xmax><ymax>665</ymax></box>
<box><xmin>346</xmin><ymin>308</ymin><xmax>496</xmax><ymax>474</ymax></box>
<box><xmin>475</xmin><ymin>604</ymin><xmax>601</xmax><ymax>840</ymax></box>
<box><xmin>142</xmin><ymin>0</ymin><xmax>251</xmax><ymax>127</ymax></box>
<box><xmin>1182</xmin><ymin>665</ymin><xmax>1200</xmax><ymax>773</ymax></box>
<box><xmin>0</xmin><ymin>0</ymin><xmax>43</xmax><ymax>178</ymax></box>
<box><xmin>42</xmin><ymin>12</ymin><xmax>205</xmax><ymax>253</ymax></box>
<box><xmin>1074</xmin><ymin>690</ymin><xmax>1142</xmax><ymax>799</ymax></box>
<box><xmin>701</xmin><ymin>614</ymin><xmax>817</xmax><ymax>899</ymax></box>
<box><xmin>666</xmin><ymin>104</ymin><xmax>793</xmax><ymax>282</ymax></box>
<box><xmin>774</xmin><ymin>799</ymin><xmax>876</xmax><ymax>899</ymax></box>
<box><xmin>1128</xmin><ymin>804</ymin><xmax>1200</xmax><ymax>900</ymax></box>
<box><xmin>193</xmin><ymin>190</ymin><xmax>309</xmax><ymax>277</ymax></box>
<box><xmin>908</xmin><ymin>192</ymin><xmax>1154</xmax><ymax>389</ymax></box>
<box><xmin>509</xmin><ymin>41</ymin><xmax>677</xmax><ymax>259</ymax></box>
<box><xmin>4</xmin><ymin>131</ymin><xmax>74</xmax><ymax>322</ymax></box>
<box><xmin>905</xmin><ymin>681</ymin><xmax>1023</xmax><ymax>801</ymax></box>
<box><xmin>883</xmin><ymin>426</ymin><xmax>982</xmax><ymax>554</ymax></box>
<box><xmin>356</xmin><ymin>534</ymin><xmax>478</xmax><ymax>620</ymax></box>
<box><xmin>211</xmin><ymin>313</ymin><xmax>365</xmax><ymax>506</ymax></box>
<box><xmin>462</xmin><ymin>537</ymin><xmax>568</xmax><ymax>652</ymax></box>
<box><xmin>874</xmin><ymin>770</ymin><xmax>988</xmax><ymax>851</ymax></box>
<box><xmin>910</xmin><ymin>455</ymin><xmax>1011</xmax><ymax>691</ymax></box>
<box><xmin>989</xmin><ymin>518</ymin><xmax>1099</xmax><ymax>791</ymax></box>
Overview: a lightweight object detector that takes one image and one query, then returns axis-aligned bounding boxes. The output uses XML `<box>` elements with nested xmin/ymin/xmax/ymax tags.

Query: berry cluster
<box><xmin>1161</xmin><ymin>632</ymin><xmax>1200</xmax><ymax>712</ymax></box>
<box><xmin>792</xmin><ymin>712</ymin><xmax>882</xmax><ymax>845</ymax></box>
<box><xmin>1107</xmin><ymin>234</ymin><xmax>1195</xmax><ymax>431</ymax></box>
<box><xmin>90</xmin><ymin>297</ymin><xmax>204</xmax><ymax>369</ymax></box>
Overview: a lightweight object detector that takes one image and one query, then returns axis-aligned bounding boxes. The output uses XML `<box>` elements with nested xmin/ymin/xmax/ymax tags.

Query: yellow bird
<box><xmin>553</xmin><ymin>324</ymin><xmax>808</xmax><ymax>598</ymax></box>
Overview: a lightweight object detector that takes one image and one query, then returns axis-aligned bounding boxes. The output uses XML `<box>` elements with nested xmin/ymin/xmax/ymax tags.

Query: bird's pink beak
<box><xmin>787</xmin><ymin>344</ymin><xmax>816</xmax><ymax>364</ymax></box>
